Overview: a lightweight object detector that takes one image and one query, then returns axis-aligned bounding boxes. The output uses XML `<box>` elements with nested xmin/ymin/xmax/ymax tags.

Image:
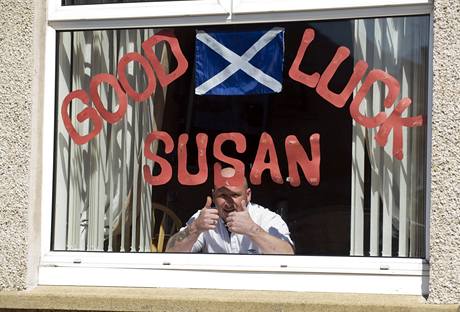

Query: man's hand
<box><xmin>225</xmin><ymin>200</ymin><xmax>259</xmax><ymax>235</ymax></box>
<box><xmin>225</xmin><ymin>200</ymin><xmax>294</xmax><ymax>255</ymax></box>
<box><xmin>192</xmin><ymin>196</ymin><xmax>220</xmax><ymax>233</ymax></box>
<box><xmin>166</xmin><ymin>196</ymin><xmax>218</xmax><ymax>252</ymax></box>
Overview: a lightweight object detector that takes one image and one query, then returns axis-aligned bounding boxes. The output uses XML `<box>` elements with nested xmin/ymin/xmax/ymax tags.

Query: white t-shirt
<box><xmin>182</xmin><ymin>202</ymin><xmax>293</xmax><ymax>254</ymax></box>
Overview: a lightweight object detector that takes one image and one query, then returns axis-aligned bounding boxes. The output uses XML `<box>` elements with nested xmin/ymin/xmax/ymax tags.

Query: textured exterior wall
<box><xmin>0</xmin><ymin>0</ymin><xmax>44</xmax><ymax>290</ymax></box>
<box><xmin>429</xmin><ymin>0</ymin><xmax>460</xmax><ymax>304</ymax></box>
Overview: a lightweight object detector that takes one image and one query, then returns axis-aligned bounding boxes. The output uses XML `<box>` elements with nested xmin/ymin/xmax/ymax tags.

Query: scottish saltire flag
<box><xmin>195</xmin><ymin>27</ymin><xmax>284</xmax><ymax>95</ymax></box>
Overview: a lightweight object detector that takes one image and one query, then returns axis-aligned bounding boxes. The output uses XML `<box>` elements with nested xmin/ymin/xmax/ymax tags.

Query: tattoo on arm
<box><xmin>167</xmin><ymin>226</ymin><xmax>191</xmax><ymax>249</ymax></box>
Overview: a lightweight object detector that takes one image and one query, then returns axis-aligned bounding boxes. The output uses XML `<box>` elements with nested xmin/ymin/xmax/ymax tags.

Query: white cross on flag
<box><xmin>195</xmin><ymin>27</ymin><xmax>285</xmax><ymax>95</ymax></box>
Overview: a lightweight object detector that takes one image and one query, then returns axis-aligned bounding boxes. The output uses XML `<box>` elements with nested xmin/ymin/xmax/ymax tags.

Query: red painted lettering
<box><xmin>213</xmin><ymin>133</ymin><xmax>246</xmax><ymax>188</ymax></box>
<box><xmin>90</xmin><ymin>73</ymin><xmax>128</xmax><ymax>124</ymax></box>
<box><xmin>375</xmin><ymin>98</ymin><xmax>423</xmax><ymax>160</ymax></box>
<box><xmin>143</xmin><ymin>131</ymin><xmax>174</xmax><ymax>186</ymax></box>
<box><xmin>61</xmin><ymin>90</ymin><xmax>103</xmax><ymax>145</ymax></box>
<box><xmin>142</xmin><ymin>132</ymin><xmax>321</xmax><ymax>187</ymax></box>
<box><xmin>250</xmin><ymin>132</ymin><xmax>283</xmax><ymax>185</ymax></box>
<box><xmin>349</xmin><ymin>69</ymin><xmax>400</xmax><ymax>128</ymax></box>
<box><xmin>288</xmin><ymin>28</ymin><xmax>320</xmax><ymax>88</ymax></box>
<box><xmin>177</xmin><ymin>133</ymin><xmax>209</xmax><ymax>185</ymax></box>
<box><xmin>316</xmin><ymin>46</ymin><xmax>368</xmax><ymax>108</ymax></box>
<box><xmin>285</xmin><ymin>133</ymin><xmax>321</xmax><ymax>187</ymax></box>
<box><xmin>117</xmin><ymin>52</ymin><xmax>156</xmax><ymax>102</ymax></box>
<box><xmin>142</xmin><ymin>30</ymin><xmax>189</xmax><ymax>87</ymax></box>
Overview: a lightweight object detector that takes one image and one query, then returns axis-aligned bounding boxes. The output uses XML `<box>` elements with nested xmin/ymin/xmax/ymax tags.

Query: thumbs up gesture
<box><xmin>225</xmin><ymin>200</ymin><xmax>258</xmax><ymax>235</ymax></box>
<box><xmin>193</xmin><ymin>196</ymin><xmax>220</xmax><ymax>233</ymax></box>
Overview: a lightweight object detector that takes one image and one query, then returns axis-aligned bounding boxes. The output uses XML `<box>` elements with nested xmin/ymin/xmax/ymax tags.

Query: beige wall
<box><xmin>0</xmin><ymin>0</ymin><xmax>458</xmax><ymax>304</ymax></box>
<box><xmin>0</xmin><ymin>0</ymin><xmax>31</xmax><ymax>289</ymax></box>
<box><xmin>428</xmin><ymin>0</ymin><xmax>460</xmax><ymax>304</ymax></box>
<box><xmin>0</xmin><ymin>0</ymin><xmax>44</xmax><ymax>290</ymax></box>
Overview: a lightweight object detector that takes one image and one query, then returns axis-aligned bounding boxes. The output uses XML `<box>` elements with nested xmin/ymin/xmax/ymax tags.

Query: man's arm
<box><xmin>165</xmin><ymin>222</ymin><xmax>201</xmax><ymax>252</ymax></box>
<box><xmin>165</xmin><ymin>196</ymin><xmax>219</xmax><ymax>252</ymax></box>
<box><xmin>246</xmin><ymin>224</ymin><xmax>294</xmax><ymax>254</ymax></box>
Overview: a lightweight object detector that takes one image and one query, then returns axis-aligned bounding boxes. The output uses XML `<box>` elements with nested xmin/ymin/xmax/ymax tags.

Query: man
<box><xmin>166</xmin><ymin>167</ymin><xmax>294</xmax><ymax>254</ymax></box>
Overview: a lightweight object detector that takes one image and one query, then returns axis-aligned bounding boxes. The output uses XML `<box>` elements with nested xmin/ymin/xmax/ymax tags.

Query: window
<box><xmin>41</xmin><ymin>0</ymin><xmax>433</xmax><ymax>294</ymax></box>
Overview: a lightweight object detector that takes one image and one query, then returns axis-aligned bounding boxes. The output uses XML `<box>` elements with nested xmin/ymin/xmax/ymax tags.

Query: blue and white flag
<box><xmin>195</xmin><ymin>28</ymin><xmax>284</xmax><ymax>95</ymax></box>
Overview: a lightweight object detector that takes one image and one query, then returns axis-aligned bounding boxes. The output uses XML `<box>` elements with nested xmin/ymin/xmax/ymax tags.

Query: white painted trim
<box><xmin>424</xmin><ymin>12</ymin><xmax>434</xmax><ymax>262</ymax></box>
<box><xmin>39</xmin><ymin>267</ymin><xmax>427</xmax><ymax>295</ymax></box>
<box><xmin>229</xmin><ymin>5</ymin><xmax>432</xmax><ymax>25</ymax></box>
<box><xmin>48</xmin><ymin>0</ymin><xmax>230</xmax><ymax>30</ymax></box>
<box><xmin>39</xmin><ymin>253</ymin><xmax>428</xmax><ymax>294</ymax></box>
<box><xmin>232</xmin><ymin>0</ymin><xmax>431</xmax><ymax>14</ymax></box>
<box><xmin>47</xmin><ymin>0</ymin><xmax>432</xmax><ymax>30</ymax></box>
<box><xmin>40</xmin><ymin>252</ymin><xmax>427</xmax><ymax>274</ymax></box>
<box><xmin>41</xmin><ymin>25</ymin><xmax>57</xmax><ymax>259</ymax></box>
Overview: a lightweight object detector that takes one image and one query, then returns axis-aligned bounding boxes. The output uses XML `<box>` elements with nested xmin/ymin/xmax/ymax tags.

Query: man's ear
<box><xmin>246</xmin><ymin>188</ymin><xmax>252</xmax><ymax>203</ymax></box>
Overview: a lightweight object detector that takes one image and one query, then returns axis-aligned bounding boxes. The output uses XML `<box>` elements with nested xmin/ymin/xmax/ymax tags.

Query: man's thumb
<box><xmin>205</xmin><ymin>196</ymin><xmax>212</xmax><ymax>209</ymax></box>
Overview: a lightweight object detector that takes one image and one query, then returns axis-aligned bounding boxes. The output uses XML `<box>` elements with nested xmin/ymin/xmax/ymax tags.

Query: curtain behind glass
<box><xmin>54</xmin><ymin>29</ymin><xmax>170</xmax><ymax>252</ymax></box>
<box><xmin>350</xmin><ymin>16</ymin><xmax>429</xmax><ymax>257</ymax></box>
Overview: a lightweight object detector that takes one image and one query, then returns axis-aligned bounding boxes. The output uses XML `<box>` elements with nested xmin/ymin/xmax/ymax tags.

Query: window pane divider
<box><xmin>48</xmin><ymin>0</ymin><xmax>432</xmax><ymax>30</ymax></box>
<box><xmin>48</xmin><ymin>0</ymin><xmax>231</xmax><ymax>30</ymax></box>
<box><xmin>41</xmin><ymin>252</ymin><xmax>428</xmax><ymax>275</ymax></box>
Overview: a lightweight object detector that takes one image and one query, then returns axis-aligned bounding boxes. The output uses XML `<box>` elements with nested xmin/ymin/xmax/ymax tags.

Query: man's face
<box><xmin>212</xmin><ymin>185</ymin><xmax>251</xmax><ymax>220</ymax></box>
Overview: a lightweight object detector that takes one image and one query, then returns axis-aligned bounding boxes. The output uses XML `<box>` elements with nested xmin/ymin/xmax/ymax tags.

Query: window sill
<box><xmin>38</xmin><ymin>254</ymin><xmax>429</xmax><ymax>295</ymax></box>
<box><xmin>0</xmin><ymin>286</ymin><xmax>458</xmax><ymax>312</ymax></box>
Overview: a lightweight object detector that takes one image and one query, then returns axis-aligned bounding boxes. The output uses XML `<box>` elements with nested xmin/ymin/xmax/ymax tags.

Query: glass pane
<box><xmin>52</xmin><ymin>15</ymin><xmax>430</xmax><ymax>256</ymax></box>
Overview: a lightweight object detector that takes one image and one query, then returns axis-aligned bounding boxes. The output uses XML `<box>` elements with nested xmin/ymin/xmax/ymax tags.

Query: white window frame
<box><xmin>41</xmin><ymin>0</ymin><xmax>433</xmax><ymax>295</ymax></box>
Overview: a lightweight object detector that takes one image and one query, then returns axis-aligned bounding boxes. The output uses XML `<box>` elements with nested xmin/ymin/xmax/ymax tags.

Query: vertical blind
<box><xmin>350</xmin><ymin>16</ymin><xmax>428</xmax><ymax>257</ymax></box>
<box><xmin>54</xmin><ymin>29</ymin><xmax>169</xmax><ymax>252</ymax></box>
